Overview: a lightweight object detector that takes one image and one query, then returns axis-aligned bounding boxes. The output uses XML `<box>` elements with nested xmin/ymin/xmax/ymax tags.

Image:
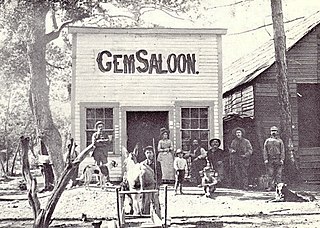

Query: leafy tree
<box><xmin>0</xmin><ymin>0</ymin><xmax>199</xmax><ymax>181</ymax></box>
<box><xmin>1</xmin><ymin>1</ymin><xmax>198</xmax><ymax>227</ymax></box>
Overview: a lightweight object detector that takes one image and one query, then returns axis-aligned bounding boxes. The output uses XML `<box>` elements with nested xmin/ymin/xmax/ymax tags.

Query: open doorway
<box><xmin>127</xmin><ymin>111</ymin><xmax>169</xmax><ymax>162</ymax></box>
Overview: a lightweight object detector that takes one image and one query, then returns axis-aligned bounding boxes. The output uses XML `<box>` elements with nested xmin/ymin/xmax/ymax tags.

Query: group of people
<box><xmin>229</xmin><ymin>126</ymin><xmax>285</xmax><ymax>191</ymax></box>
<box><xmin>91</xmin><ymin>120</ymin><xmax>286</xmax><ymax>194</ymax></box>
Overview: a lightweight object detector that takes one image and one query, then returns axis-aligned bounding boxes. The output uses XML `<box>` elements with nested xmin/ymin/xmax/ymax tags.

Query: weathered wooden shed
<box><xmin>69</xmin><ymin>27</ymin><xmax>227</xmax><ymax>181</ymax></box>
<box><xmin>223</xmin><ymin>11</ymin><xmax>320</xmax><ymax>184</ymax></box>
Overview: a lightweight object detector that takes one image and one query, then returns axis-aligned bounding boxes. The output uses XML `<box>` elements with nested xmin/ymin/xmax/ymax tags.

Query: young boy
<box><xmin>201</xmin><ymin>166</ymin><xmax>218</xmax><ymax>197</ymax></box>
<box><xmin>173</xmin><ymin>149</ymin><xmax>187</xmax><ymax>195</ymax></box>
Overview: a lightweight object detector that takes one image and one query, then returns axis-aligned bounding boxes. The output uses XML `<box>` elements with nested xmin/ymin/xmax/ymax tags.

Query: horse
<box><xmin>121</xmin><ymin>145</ymin><xmax>156</xmax><ymax>215</ymax></box>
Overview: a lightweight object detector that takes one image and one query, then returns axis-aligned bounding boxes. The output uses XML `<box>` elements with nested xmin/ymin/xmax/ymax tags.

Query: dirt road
<box><xmin>0</xmin><ymin>177</ymin><xmax>320</xmax><ymax>227</ymax></box>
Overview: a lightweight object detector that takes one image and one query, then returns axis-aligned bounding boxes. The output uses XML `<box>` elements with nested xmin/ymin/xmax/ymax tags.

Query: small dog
<box><xmin>78</xmin><ymin>160</ymin><xmax>118</xmax><ymax>190</ymax></box>
<box><xmin>274</xmin><ymin>183</ymin><xmax>316</xmax><ymax>202</ymax></box>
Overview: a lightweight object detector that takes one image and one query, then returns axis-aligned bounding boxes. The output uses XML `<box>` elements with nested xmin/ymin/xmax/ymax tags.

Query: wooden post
<box><xmin>116</xmin><ymin>187</ymin><xmax>122</xmax><ymax>228</ymax></box>
<box><xmin>164</xmin><ymin>185</ymin><xmax>168</xmax><ymax>228</ymax></box>
<box><xmin>270</xmin><ymin>0</ymin><xmax>299</xmax><ymax>182</ymax></box>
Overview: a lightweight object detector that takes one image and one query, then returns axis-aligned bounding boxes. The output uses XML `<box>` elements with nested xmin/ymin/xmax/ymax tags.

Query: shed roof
<box><xmin>223</xmin><ymin>10</ymin><xmax>320</xmax><ymax>95</ymax></box>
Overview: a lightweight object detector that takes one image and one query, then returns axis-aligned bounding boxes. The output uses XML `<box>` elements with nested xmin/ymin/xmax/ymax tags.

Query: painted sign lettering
<box><xmin>96</xmin><ymin>49</ymin><xmax>199</xmax><ymax>74</ymax></box>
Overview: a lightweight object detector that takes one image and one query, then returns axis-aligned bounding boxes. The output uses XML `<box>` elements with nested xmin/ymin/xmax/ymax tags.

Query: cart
<box><xmin>116</xmin><ymin>186</ymin><xmax>169</xmax><ymax>228</ymax></box>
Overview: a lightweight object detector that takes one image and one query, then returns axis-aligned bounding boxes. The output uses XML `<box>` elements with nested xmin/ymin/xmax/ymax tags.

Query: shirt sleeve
<box><xmin>246</xmin><ymin>139</ymin><xmax>253</xmax><ymax>156</ymax></box>
<box><xmin>280</xmin><ymin>139</ymin><xmax>285</xmax><ymax>161</ymax></box>
<box><xmin>173</xmin><ymin>158</ymin><xmax>178</xmax><ymax>170</ymax></box>
<box><xmin>92</xmin><ymin>132</ymin><xmax>97</xmax><ymax>145</ymax></box>
<box><xmin>263</xmin><ymin>139</ymin><xmax>269</xmax><ymax>161</ymax></box>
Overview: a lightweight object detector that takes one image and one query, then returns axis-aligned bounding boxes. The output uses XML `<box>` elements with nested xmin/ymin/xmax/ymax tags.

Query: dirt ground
<box><xmin>0</xmin><ymin>174</ymin><xmax>320</xmax><ymax>228</ymax></box>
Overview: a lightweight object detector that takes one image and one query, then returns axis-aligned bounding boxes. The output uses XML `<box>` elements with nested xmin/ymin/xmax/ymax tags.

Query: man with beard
<box><xmin>189</xmin><ymin>139</ymin><xmax>208</xmax><ymax>185</ymax></box>
<box><xmin>207</xmin><ymin>138</ymin><xmax>227</xmax><ymax>186</ymax></box>
<box><xmin>229</xmin><ymin>127</ymin><xmax>253</xmax><ymax>190</ymax></box>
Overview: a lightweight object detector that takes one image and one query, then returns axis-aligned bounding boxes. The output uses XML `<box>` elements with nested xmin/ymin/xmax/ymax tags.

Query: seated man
<box><xmin>140</xmin><ymin>146</ymin><xmax>162</xmax><ymax>216</ymax></box>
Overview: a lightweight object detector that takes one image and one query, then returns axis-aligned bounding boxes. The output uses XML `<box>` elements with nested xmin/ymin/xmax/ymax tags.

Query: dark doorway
<box><xmin>297</xmin><ymin>84</ymin><xmax>320</xmax><ymax>148</ymax></box>
<box><xmin>127</xmin><ymin>111</ymin><xmax>169</xmax><ymax>162</ymax></box>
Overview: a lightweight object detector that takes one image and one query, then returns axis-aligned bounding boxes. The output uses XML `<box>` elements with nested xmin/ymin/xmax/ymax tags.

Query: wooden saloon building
<box><xmin>69</xmin><ymin>27</ymin><xmax>227</xmax><ymax>181</ymax></box>
<box><xmin>223</xmin><ymin>11</ymin><xmax>320</xmax><ymax>183</ymax></box>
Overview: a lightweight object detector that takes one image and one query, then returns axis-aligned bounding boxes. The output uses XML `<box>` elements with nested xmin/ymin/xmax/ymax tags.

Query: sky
<box><xmin>127</xmin><ymin>0</ymin><xmax>320</xmax><ymax>67</ymax></box>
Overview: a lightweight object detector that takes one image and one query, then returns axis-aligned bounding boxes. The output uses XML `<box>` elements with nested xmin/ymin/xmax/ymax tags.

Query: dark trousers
<box><xmin>174</xmin><ymin>170</ymin><xmax>185</xmax><ymax>192</ymax></box>
<box><xmin>266</xmin><ymin>160</ymin><xmax>283</xmax><ymax>188</ymax></box>
<box><xmin>231</xmin><ymin>158</ymin><xmax>249</xmax><ymax>189</ymax></box>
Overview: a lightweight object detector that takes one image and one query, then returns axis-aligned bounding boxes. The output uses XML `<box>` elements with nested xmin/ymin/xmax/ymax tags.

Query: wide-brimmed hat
<box><xmin>209</xmin><ymin>138</ymin><xmax>221</xmax><ymax>147</ymax></box>
<box><xmin>232</xmin><ymin>127</ymin><xmax>246</xmax><ymax>136</ymax></box>
<box><xmin>94</xmin><ymin>121</ymin><xmax>104</xmax><ymax>129</ymax></box>
<box><xmin>175</xmin><ymin>149</ymin><xmax>186</xmax><ymax>155</ymax></box>
<box><xmin>270</xmin><ymin>126</ymin><xmax>279</xmax><ymax>131</ymax></box>
<box><xmin>160</xmin><ymin>127</ymin><xmax>170</xmax><ymax>137</ymax></box>
<box><xmin>203</xmin><ymin>166</ymin><xmax>213</xmax><ymax>172</ymax></box>
<box><xmin>143</xmin><ymin>145</ymin><xmax>154</xmax><ymax>152</ymax></box>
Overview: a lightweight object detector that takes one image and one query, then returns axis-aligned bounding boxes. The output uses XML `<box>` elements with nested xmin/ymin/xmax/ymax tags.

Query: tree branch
<box><xmin>21</xmin><ymin>136</ymin><xmax>41</xmax><ymax>219</ymax></box>
<box><xmin>205</xmin><ymin>0</ymin><xmax>254</xmax><ymax>9</ymax></box>
<box><xmin>44</xmin><ymin>19</ymin><xmax>78</xmax><ymax>44</ymax></box>
<box><xmin>51</xmin><ymin>6</ymin><xmax>58</xmax><ymax>30</ymax></box>
<box><xmin>46</xmin><ymin>60</ymin><xmax>66</xmax><ymax>70</ymax></box>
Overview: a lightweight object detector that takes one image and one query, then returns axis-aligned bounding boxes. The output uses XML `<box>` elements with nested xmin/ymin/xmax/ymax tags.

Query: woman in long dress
<box><xmin>157</xmin><ymin>128</ymin><xmax>175</xmax><ymax>183</ymax></box>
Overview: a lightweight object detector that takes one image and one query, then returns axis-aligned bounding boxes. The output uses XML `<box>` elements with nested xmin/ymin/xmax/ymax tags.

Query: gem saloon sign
<box><xmin>96</xmin><ymin>49</ymin><xmax>198</xmax><ymax>74</ymax></box>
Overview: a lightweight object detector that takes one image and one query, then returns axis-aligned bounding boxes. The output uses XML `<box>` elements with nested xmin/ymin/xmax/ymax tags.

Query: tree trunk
<box><xmin>26</xmin><ymin>4</ymin><xmax>64</xmax><ymax>179</ymax></box>
<box><xmin>20</xmin><ymin>136</ymin><xmax>94</xmax><ymax>228</ymax></box>
<box><xmin>270</xmin><ymin>0</ymin><xmax>299</xmax><ymax>182</ymax></box>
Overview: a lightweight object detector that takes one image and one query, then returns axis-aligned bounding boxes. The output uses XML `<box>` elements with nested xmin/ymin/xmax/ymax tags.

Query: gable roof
<box><xmin>223</xmin><ymin>10</ymin><xmax>320</xmax><ymax>95</ymax></box>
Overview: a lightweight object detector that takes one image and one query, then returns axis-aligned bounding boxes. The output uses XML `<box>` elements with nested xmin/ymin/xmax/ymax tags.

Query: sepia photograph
<box><xmin>0</xmin><ymin>0</ymin><xmax>320</xmax><ymax>227</ymax></box>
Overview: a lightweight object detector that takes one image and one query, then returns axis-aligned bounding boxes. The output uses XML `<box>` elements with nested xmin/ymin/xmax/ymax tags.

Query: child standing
<box><xmin>202</xmin><ymin>167</ymin><xmax>218</xmax><ymax>197</ymax></box>
<box><xmin>173</xmin><ymin>149</ymin><xmax>187</xmax><ymax>195</ymax></box>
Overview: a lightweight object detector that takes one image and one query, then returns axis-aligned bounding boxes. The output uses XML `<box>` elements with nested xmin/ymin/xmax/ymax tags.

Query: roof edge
<box><xmin>68</xmin><ymin>26</ymin><xmax>227</xmax><ymax>35</ymax></box>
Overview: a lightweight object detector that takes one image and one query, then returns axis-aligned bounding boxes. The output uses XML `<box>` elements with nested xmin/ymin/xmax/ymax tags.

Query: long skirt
<box><xmin>157</xmin><ymin>152</ymin><xmax>175</xmax><ymax>181</ymax></box>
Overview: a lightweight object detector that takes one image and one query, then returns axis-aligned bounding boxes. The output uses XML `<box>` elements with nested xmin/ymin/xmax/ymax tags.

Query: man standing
<box><xmin>140</xmin><ymin>146</ymin><xmax>162</xmax><ymax>216</ymax></box>
<box><xmin>229</xmin><ymin>127</ymin><xmax>253</xmax><ymax>190</ymax></box>
<box><xmin>263</xmin><ymin>126</ymin><xmax>285</xmax><ymax>191</ymax></box>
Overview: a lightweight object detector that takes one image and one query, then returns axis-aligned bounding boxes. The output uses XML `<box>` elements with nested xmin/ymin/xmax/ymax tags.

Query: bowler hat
<box><xmin>232</xmin><ymin>127</ymin><xmax>246</xmax><ymax>136</ymax></box>
<box><xmin>209</xmin><ymin>138</ymin><xmax>221</xmax><ymax>147</ymax></box>
<box><xmin>94</xmin><ymin>121</ymin><xmax>104</xmax><ymax>129</ymax></box>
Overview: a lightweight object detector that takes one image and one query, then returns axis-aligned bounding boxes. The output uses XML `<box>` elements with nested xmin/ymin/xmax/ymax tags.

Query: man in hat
<box><xmin>92</xmin><ymin>121</ymin><xmax>112</xmax><ymax>166</ymax></box>
<box><xmin>140</xmin><ymin>146</ymin><xmax>162</xmax><ymax>215</ymax></box>
<box><xmin>229</xmin><ymin>127</ymin><xmax>253</xmax><ymax>190</ymax></box>
<box><xmin>263</xmin><ymin>126</ymin><xmax>285</xmax><ymax>191</ymax></box>
<box><xmin>207</xmin><ymin>138</ymin><xmax>227</xmax><ymax>185</ymax></box>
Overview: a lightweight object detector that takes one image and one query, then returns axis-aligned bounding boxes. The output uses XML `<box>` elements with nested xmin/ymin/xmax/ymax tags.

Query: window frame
<box><xmin>79</xmin><ymin>102</ymin><xmax>120</xmax><ymax>154</ymax></box>
<box><xmin>175</xmin><ymin>101</ymin><xmax>215</xmax><ymax>151</ymax></box>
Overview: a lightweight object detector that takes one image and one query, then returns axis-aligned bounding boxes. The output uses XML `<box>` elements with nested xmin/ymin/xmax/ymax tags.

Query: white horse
<box><xmin>122</xmin><ymin>145</ymin><xmax>155</xmax><ymax>215</ymax></box>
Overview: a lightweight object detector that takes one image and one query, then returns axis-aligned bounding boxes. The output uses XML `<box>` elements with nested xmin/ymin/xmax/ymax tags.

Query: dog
<box><xmin>273</xmin><ymin>183</ymin><xmax>316</xmax><ymax>202</ymax></box>
<box><xmin>78</xmin><ymin>160</ymin><xmax>118</xmax><ymax>190</ymax></box>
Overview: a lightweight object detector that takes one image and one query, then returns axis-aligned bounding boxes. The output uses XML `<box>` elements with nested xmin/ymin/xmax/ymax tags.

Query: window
<box><xmin>181</xmin><ymin>107</ymin><xmax>209</xmax><ymax>150</ymax></box>
<box><xmin>85</xmin><ymin>108</ymin><xmax>114</xmax><ymax>152</ymax></box>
